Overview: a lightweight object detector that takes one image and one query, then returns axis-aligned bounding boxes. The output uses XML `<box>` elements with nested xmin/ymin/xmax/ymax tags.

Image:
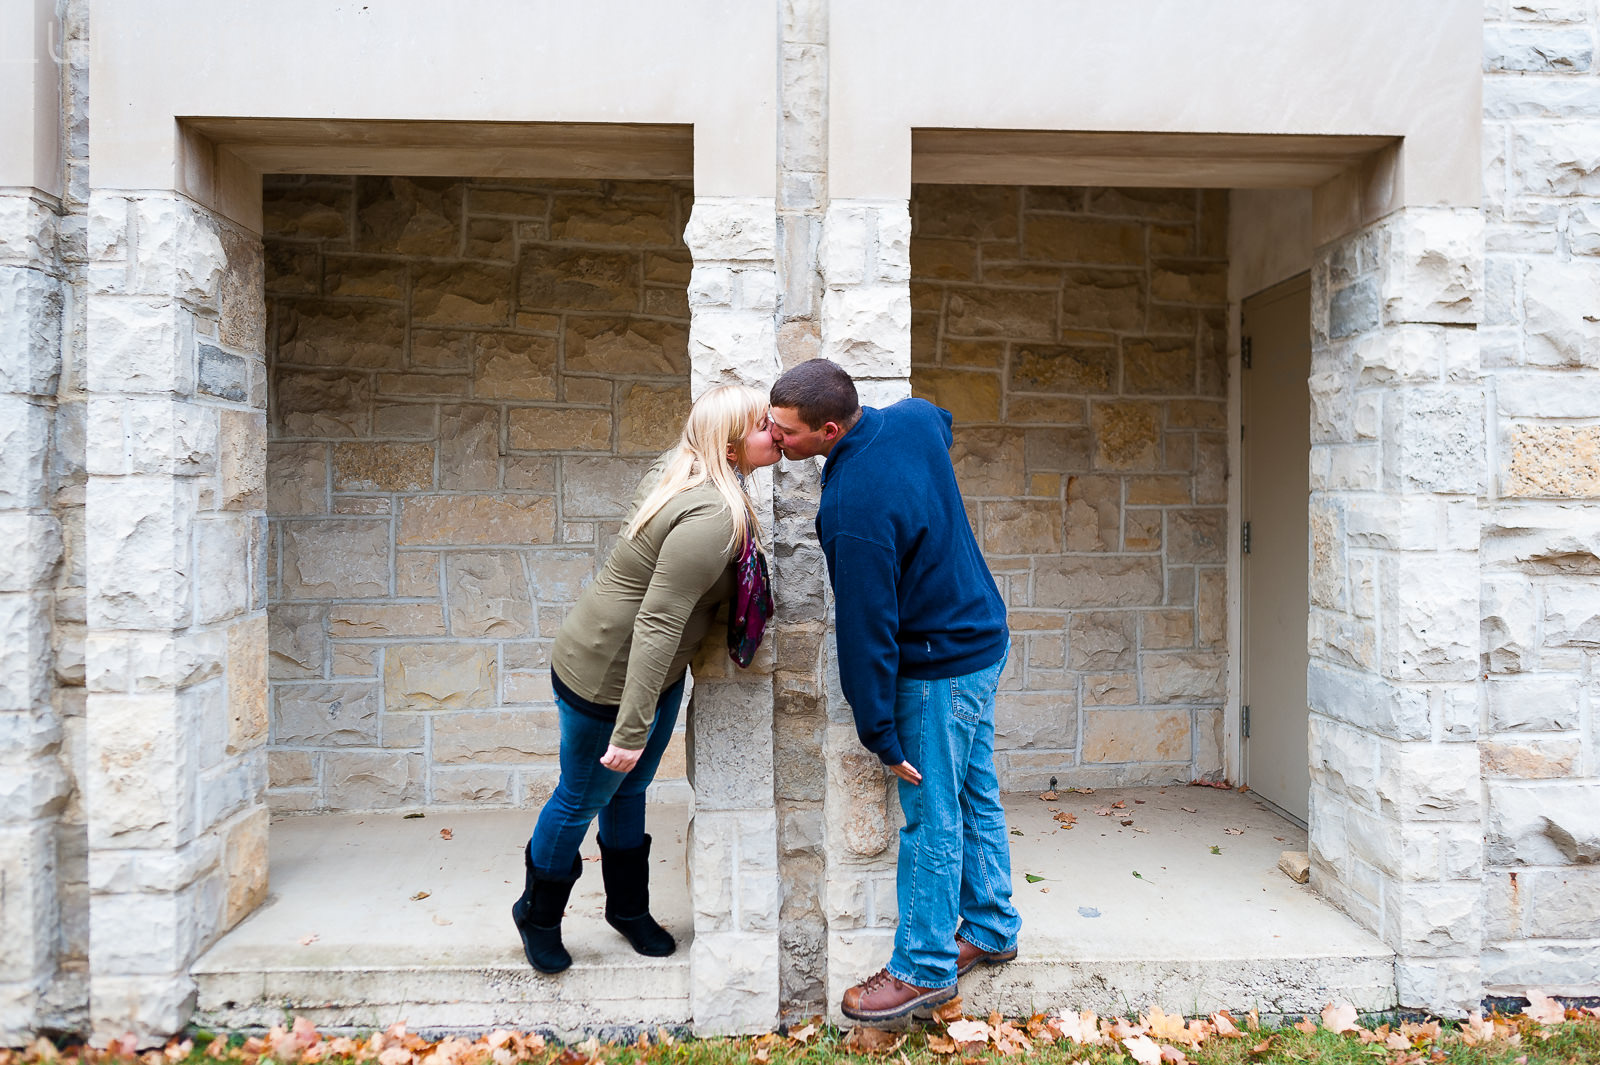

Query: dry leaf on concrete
<box><xmin>440</xmin><ymin>828</ymin><xmax>453</xmax><ymax>840</ymax></box>
<box><xmin>410</xmin><ymin>891</ymin><xmax>430</xmax><ymax>901</ymax></box>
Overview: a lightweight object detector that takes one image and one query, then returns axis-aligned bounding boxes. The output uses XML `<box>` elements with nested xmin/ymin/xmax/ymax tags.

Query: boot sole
<box><xmin>840</xmin><ymin>983</ymin><xmax>958</xmax><ymax>1023</ymax></box>
<box><xmin>512</xmin><ymin>903</ymin><xmax>572</xmax><ymax>974</ymax></box>
<box><xmin>955</xmin><ymin>947</ymin><xmax>1018</xmax><ymax>977</ymax></box>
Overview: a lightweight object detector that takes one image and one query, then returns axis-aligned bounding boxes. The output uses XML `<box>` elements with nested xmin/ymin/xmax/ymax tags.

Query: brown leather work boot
<box><xmin>840</xmin><ymin>968</ymin><xmax>957</xmax><ymax>1022</ymax></box>
<box><xmin>955</xmin><ymin>934</ymin><xmax>1018</xmax><ymax>976</ymax></box>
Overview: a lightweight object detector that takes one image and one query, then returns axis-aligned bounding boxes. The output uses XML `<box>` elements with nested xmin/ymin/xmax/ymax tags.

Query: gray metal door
<box><xmin>1241</xmin><ymin>275</ymin><xmax>1311</xmax><ymax>825</ymax></box>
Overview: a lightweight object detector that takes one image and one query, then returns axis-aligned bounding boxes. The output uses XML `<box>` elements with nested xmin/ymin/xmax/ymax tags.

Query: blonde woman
<box><xmin>512</xmin><ymin>384</ymin><xmax>780</xmax><ymax>974</ymax></box>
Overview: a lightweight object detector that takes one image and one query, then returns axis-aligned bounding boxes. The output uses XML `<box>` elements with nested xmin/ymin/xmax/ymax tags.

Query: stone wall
<box><xmin>1478</xmin><ymin>0</ymin><xmax>1600</xmax><ymax>997</ymax></box>
<box><xmin>908</xmin><ymin>184</ymin><xmax>1231</xmax><ymax>792</ymax></box>
<box><xmin>262</xmin><ymin>176</ymin><xmax>695</xmax><ymax>813</ymax></box>
<box><xmin>84</xmin><ymin>185</ymin><xmax>270</xmax><ymax>1041</ymax></box>
<box><xmin>770</xmin><ymin>0</ymin><xmax>832</xmax><ymax>1020</ymax></box>
<box><xmin>0</xmin><ymin>0</ymin><xmax>88</xmax><ymax>1041</ymax></box>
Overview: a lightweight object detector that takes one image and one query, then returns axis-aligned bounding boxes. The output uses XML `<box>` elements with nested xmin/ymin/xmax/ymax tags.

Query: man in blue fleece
<box><xmin>769</xmin><ymin>358</ymin><xmax>1020</xmax><ymax>1022</ymax></box>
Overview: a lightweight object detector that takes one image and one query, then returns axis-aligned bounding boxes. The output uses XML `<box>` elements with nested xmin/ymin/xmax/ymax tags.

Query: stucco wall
<box><xmin>908</xmin><ymin>184</ymin><xmax>1230</xmax><ymax>791</ymax></box>
<box><xmin>263</xmin><ymin>176</ymin><xmax>694</xmax><ymax>814</ymax></box>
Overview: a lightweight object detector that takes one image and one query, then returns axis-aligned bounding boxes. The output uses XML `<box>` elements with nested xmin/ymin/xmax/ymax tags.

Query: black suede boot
<box><xmin>598</xmin><ymin>834</ymin><xmax>676</xmax><ymax>957</ymax></box>
<box><xmin>511</xmin><ymin>849</ymin><xmax>582</xmax><ymax>974</ymax></box>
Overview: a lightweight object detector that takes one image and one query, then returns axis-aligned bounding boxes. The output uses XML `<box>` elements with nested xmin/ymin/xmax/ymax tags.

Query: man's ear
<box><xmin>822</xmin><ymin>420</ymin><xmax>842</xmax><ymax>442</ymax></box>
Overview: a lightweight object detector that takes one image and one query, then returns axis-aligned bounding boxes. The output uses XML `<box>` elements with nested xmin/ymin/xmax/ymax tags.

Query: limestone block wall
<box><xmin>0</xmin><ymin>186</ymin><xmax>69</xmax><ymax>1044</ymax></box>
<box><xmin>908</xmin><ymin>184</ymin><xmax>1231</xmax><ymax>792</ymax></box>
<box><xmin>1304</xmin><ymin>205</ymin><xmax>1487</xmax><ymax>1015</ymax></box>
<box><xmin>1478</xmin><ymin>0</ymin><xmax>1600</xmax><ymax>997</ymax></box>
<box><xmin>83</xmin><ymin>189</ymin><xmax>270</xmax><ymax>1041</ymax></box>
<box><xmin>261</xmin><ymin>176</ymin><xmax>695</xmax><ymax>814</ymax></box>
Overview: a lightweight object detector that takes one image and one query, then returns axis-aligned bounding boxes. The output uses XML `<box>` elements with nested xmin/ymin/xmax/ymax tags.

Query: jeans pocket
<box><xmin>950</xmin><ymin>676</ymin><xmax>981</xmax><ymax>724</ymax></box>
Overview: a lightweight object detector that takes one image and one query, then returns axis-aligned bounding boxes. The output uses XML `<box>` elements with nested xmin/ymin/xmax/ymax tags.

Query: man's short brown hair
<box><xmin>770</xmin><ymin>358</ymin><xmax>861</xmax><ymax>429</ymax></box>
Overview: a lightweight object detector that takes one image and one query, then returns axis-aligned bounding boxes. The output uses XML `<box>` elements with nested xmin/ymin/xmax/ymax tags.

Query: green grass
<box><xmin>7</xmin><ymin>1009</ymin><xmax>1599</xmax><ymax>1065</ymax></box>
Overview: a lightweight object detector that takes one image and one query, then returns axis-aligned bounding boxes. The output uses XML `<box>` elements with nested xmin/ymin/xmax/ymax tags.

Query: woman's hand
<box><xmin>600</xmin><ymin>744</ymin><xmax>644</xmax><ymax>773</ymax></box>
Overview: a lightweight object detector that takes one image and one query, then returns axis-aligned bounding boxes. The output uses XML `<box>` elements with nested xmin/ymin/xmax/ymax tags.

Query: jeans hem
<box><xmin>885</xmin><ymin>963</ymin><xmax>956</xmax><ymax>992</ymax></box>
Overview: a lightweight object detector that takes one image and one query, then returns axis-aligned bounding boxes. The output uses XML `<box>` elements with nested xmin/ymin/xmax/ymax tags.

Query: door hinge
<box><xmin>1241</xmin><ymin>520</ymin><xmax>1252</xmax><ymax>555</ymax></box>
<box><xmin>1242</xmin><ymin>705</ymin><xmax>1251</xmax><ymax>738</ymax></box>
<box><xmin>1241</xmin><ymin>336</ymin><xmax>1253</xmax><ymax>369</ymax></box>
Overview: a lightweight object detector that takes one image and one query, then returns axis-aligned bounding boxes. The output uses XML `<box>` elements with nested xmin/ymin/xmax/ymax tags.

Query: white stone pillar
<box><xmin>1305</xmin><ymin>206</ymin><xmax>1487</xmax><ymax>1016</ymax></box>
<box><xmin>815</xmin><ymin>198</ymin><xmax>911</xmax><ymax>1020</ymax></box>
<box><xmin>0</xmin><ymin>189</ymin><xmax>69</xmax><ymax>1045</ymax></box>
<box><xmin>682</xmin><ymin>197</ymin><xmax>782</xmax><ymax>1034</ymax></box>
<box><xmin>84</xmin><ymin>192</ymin><xmax>270</xmax><ymax>1044</ymax></box>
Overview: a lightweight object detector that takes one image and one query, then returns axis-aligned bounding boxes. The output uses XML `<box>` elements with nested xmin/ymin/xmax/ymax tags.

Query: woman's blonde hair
<box><xmin>625</xmin><ymin>384</ymin><xmax>768</xmax><ymax>554</ymax></box>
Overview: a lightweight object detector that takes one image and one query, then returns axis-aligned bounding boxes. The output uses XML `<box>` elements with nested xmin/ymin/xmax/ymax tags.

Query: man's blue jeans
<box><xmin>886</xmin><ymin>646</ymin><xmax>1020</xmax><ymax>990</ymax></box>
<box><xmin>526</xmin><ymin>675</ymin><xmax>685</xmax><ymax>879</ymax></box>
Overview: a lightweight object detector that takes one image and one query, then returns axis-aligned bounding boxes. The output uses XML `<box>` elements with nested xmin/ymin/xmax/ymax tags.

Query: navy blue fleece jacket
<box><xmin>817</xmin><ymin>399</ymin><xmax>1009</xmax><ymax>766</ymax></box>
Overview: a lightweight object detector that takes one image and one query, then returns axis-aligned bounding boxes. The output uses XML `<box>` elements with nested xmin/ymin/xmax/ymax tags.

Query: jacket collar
<box><xmin>820</xmin><ymin>405</ymin><xmax>882</xmax><ymax>488</ymax></box>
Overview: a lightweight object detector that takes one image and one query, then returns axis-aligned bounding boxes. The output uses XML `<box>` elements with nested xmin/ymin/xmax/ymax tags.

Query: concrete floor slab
<box><xmin>193</xmin><ymin>786</ymin><xmax>1394</xmax><ymax>1034</ymax></box>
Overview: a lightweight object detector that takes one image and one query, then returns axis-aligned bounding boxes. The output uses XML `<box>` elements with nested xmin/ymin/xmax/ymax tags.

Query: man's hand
<box><xmin>600</xmin><ymin>744</ymin><xmax>643</xmax><ymax>773</ymax></box>
<box><xmin>889</xmin><ymin>760</ymin><xmax>922</xmax><ymax>785</ymax></box>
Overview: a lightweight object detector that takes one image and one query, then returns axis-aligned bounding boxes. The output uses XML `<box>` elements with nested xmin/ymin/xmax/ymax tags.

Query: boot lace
<box><xmin>859</xmin><ymin>968</ymin><xmax>895</xmax><ymax>993</ymax></box>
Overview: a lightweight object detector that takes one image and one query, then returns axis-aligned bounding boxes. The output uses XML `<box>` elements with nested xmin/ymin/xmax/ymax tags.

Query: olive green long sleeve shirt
<box><xmin>550</xmin><ymin>456</ymin><xmax>738</xmax><ymax>749</ymax></box>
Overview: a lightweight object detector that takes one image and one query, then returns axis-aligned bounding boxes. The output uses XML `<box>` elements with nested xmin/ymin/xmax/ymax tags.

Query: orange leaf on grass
<box><xmin>1320</xmin><ymin>1001</ymin><xmax>1359</xmax><ymax>1033</ymax></box>
<box><xmin>946</xmin><ymin>1019</ymin><xmax>991</xmax><ymax>1044</ymax></box>
<box><xmin>1121</xmin><ymin>1035</ymin><xmax>1162</xmax><ymax>1065</ymax></box>
<box><xmin>1523</xmin><ymin>991</ymin><xmax>1566</xmax><ymax>1025</ymax></box>
<box><xmin>925</xmin><ymin>1035</ymin><xmax>958</xmax><ymax>1056</ymax></box>
<box><xmin>932</xmin><ymin>997</ymin><xmax>965</xmax><ymax>1023</ymax></box>
<box><xmin>1292</xmin><ymin>1020</ymin><xmax>1317</xmax><ymax>1034</ymax></box>
<box><xmin>844</xmin><ymin>1027</ymin><xmax>905</xmax><ymax>1054</ymax></box>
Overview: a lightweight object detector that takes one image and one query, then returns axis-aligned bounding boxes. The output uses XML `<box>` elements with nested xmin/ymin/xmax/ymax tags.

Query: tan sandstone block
<box><xmin>384</xmin><ymin>643</ymin><xmax>497</xmax><ymax>711</ymax></box>
<box><xmin>322</xmin><ymin>750</ymin><xmax>425</xmax><ymax>810</ymax></box>
<box><xmin>950</xmin><ymin>428</ymin><xmax>1025</xmax><ymax>497</ymax></box>
<box><xmin>222</xmin><ymin>806</ymin><xmax>269</xmax><ymax>929</ymax></box>
<box><xmin>1480</xmin><ymin>739</ymin><xmax>1580</xmax><ymax>779</ymax></box>
<box><xmin>913</xmin><ymin>186</ymin><xmax>1019</xmax><ymax>241</ymax></box>
<box><xmin>911</xmin><ymin>238</ymin><xmax>977</xmax><ymax>281</ymax></box>
<box><xmin>323</xmin><ymin>255</ymin><xmax>406</xmax><ymax>300</ymax></box>
<box><xmin>355</xmin><ymin>176</ymin><xmax>462</xmax><ymax>254</ymax></box>
<box><xmin>1023</xmin><ymin>216</ymin><xmax>1144</xmax><ymax>265</ymax></box>
<box><xmin>473</xmin><ymin>333</ymin><xmax>558</xmax><ymax>400</ymax></box>
<box><xmin>1065</xmin><ymin>474</ymin><xmax>1120</xmax><ymax>552</ymax></box>
<box><xmin>326</xmin><ymin>603</ymin><xmax>447</xmax><ymax>638</ymax></box>
<box><xmin>267</xmin><ymin>442</ymin><xmax>328</xmax><ymax>517</ymax></box>
<box><xmin>411</xmin><ymin>262</ymin><xmax>513</xmax><ymax>326</ymax></box>
<box><xmin>438</xmin><ymin>405</ymin><xmax>500</xmax><ymax>491</ymax></box>
<box><xmin>1092</xmin><ymin>401</ymin><xmax>1162</xmax><ymax>470</ymax></box>
<box><xmin>446</xmin><ymin>552</ymin><xmax>532</xmax><ymax>637</ymax></box>
<box><xmin>1152</xmin><ymin>262</ymin><xmax>1227</xmax><ymax>304</ymax></box>
<box><xmin>941</xmin><ymin>340</ymin><xmax>1003</xmax><ymax>369</ymax></box>
<box><xmin>1059</xmin><ymin>268</ymin><xmax>1144</xmax><ymax>332</ymax></box>
<box><xmin>276</xmin><ymin>300</ymin><xmax>406</xmax><ymax>370</ymax></box>
<box><xmin>1505</xmin><ymin>426</ymin><xmax>1600</xmax><ymax>498</ymax></box>
<box><xmin>564</xmin><ymin>317</ymin><xmax>688</xmax><ymax>375</ymax></box>
<box><xmin>280</xmin><ymin>519</ymin><xmax>390</xmax><ymax>598</ymax></box>
<box><xmin>504</xmin><ymin>670</ymin><xmax>554</xmax><ymax>704</ymax></box>
<box><xmin>1123</xmin><ymin>338</ymin><xmax>1197</xmax><ymax>394</ymax></box>
<box><xmin>226</xmin><ymin>615</ymin><xmax>269</xmax><ymax>753</ymax></box>
<box><xmin>268</xmin><ymin>750</ymin><xmax>315</xmax><ymax>788</ymax></box>
<box><xmin>263</xmin><ymin>184</ymin><xmax>351</xmax><ymax>240</ymax></box>
<box><xmin>619</xmin><ymin>382</ymin><xmax>691</xmax><ymax>454</ymax></box>
<box><xmin>1142</xmin><ymin>609</ymin><xmax>1196</xmax><ymax>650</ymax></box>
<box><xmin>1124</xmin><ymin>508</ymin><xmax>1162</xmax><ymax>552</ymax></box>
<box><xmin>272</xmin><ymin>369</ymin><xmax>372</xmax><ymax>438</ymax></box>
<box><xmin>913</xmin><ymin>369</ymin><xmax>1002</xmax><ymax>424</ymax></box>
<box><xmin>215</xmin><ymin>411</ymin><xmax>267</xmax><ymax>513</ymax></box>
<box><xmin>1038</xmin><ymin>556</ymin><xmax>1163</xmax><ymax>608</ymax></box>
<box><xmin>331</xmin><ymin>643</ymin><xmax>377</xmax><ymax>677</ymax></box>
<box><xmin>981</xmin><ymin>500</ymin><xmax>1061</xmax><ymax>555</ymax></box>
<box><xmin>1082</xmin><ymin>709</ymin><xmax>1191</xmax><ymax>763</ymax></box>
<box><xmin>550</xmin><ymin>195</ymin><xmax>678</xmax><ymax>245</ymax></box>
<box><xmin>1140</xmin><ymin>651</ymin><xmax>1226</xmax><ymax>704</ymax></box>
<box><xmin>398</xmin><ymin>494</ymin><xmax>555</xmax><ymax>546</ymax></box>
<box><xmin>507</xmin><ymin>407</ymin><xmax>611</xmax><ymax>451</ymax></box>
<box><xmin>945</xmin><ymin>288</ymin><xmax>1055</xmax><ymax>340</ymax></box>
<box><xmin>1126</xmin><ymin>476</ymin><xmax>1191</xmax><ymax>505</ymax></box>
<box><xmin>1083</xmin><ymin>673</ymin><xmax>1139</xmax><ymax>706</ymax></box>
<box><xmin>396</xmin><ymin>552</ymin><xmax>440</xmax><ymax>596</ymax></box>
<box><xmin>1010</xmin><ymin>343</ymin><xmax>1116</xmax><ymax>394</ymax></box>
<box><xmin>408</xmin><ymin>329</ymin><xmax>475</xmax><ymax>371</ymax></box>
<box><xmin>1008</xmin><ymin>396</ymin><xmax>1090</xmax><ymax>424</ymax></box>
<box><xmin>432</xmin><ymin>709</ymin><xmax>559</xmax><ymax>763</ymax></box>
<box><xmin>520</xmin><ymin>246</ymin><xmax>640</xmax><ymax>312</ymax></box>
<box><xmin>564</xmin><ymin>376</ymin><xmax>614</xmax><ymax>405</ymax></box>
<box><xmin>332</xmin><ymin>442</ymin><xmax>434</xmax><ymax>492</ymax></box>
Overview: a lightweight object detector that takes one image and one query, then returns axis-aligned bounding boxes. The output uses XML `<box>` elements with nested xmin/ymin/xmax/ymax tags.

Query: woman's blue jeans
<box><xmin>526</xmin><ymin>676</ymin><xmax>685</xmax><ymax>879</ymax></box>
<box><xmin>885</xmin><ymin>645</ymin><xmax>1020</xmax><ymax>990</ymax></box>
